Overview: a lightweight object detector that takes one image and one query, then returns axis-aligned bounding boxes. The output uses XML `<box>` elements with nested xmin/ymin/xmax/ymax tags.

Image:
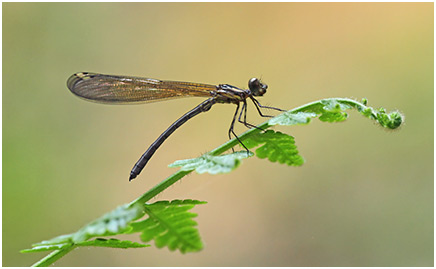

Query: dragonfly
<box><xmin>67</xmin><ymin>72</ymin><xmax>284</xmax><ymax>181</ymax></box>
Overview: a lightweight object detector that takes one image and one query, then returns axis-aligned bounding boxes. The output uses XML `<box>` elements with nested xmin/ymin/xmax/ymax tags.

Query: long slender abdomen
<box><xmin>129</xmin><ymin>98</ymin><xmax>215</xmax><ymax>181</ymax></box>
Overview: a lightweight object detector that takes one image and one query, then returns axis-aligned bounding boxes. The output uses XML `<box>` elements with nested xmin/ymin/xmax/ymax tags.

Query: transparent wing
<box><xmin>67</xmin><ymin>72</ymin><xmax>217</xmax><ymax>104</ymax></box>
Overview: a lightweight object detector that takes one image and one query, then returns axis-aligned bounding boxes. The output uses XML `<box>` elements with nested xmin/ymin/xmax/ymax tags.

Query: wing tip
<box><xmin>67</xmin><ymin>72</ymin><xmax>97</xmax><ymax>92</ymax></box>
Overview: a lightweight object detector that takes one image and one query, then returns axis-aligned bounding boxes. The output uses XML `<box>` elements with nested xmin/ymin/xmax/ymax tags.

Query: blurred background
<box><xmin>3</xmin><ymin>3</ymin><xmax>433</xmax><ymax>266</ymax></box>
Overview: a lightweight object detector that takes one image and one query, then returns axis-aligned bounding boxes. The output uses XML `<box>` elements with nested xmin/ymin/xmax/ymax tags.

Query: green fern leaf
<box><xmin>285</xmin><ymin>98</ymin><xmax>403</xmax><ymax>129</ymax></box>
<box><xmin>128</xmin><ymin>200</ymin><xmax>206</xmax><ymax>253</ymax></box>
<box><xmin>268</xmin><ymin>111</ymin><xmax>317</xmax><ymax>126</ymax></box>
<box><xmin>72</xmin><ymin>203</ymin><xmax>145</xmax><ymax>242</ymax></box>
<box><xmin>76</xmin><ymin>238</ymin><xmax>149</xmax><ymax>249</ymax></box>
<box><xmin>317</xmin><ymin>99</ymin><xmax>351</xmax><ymax>122</ymax></box>
<box><xmin>243</xmin><ymin>130</ymin><xmax>304</xmax><ymax>165</ymax></box>
<box><xmin>30</xmin><ymin>203</ymin><xmax>145</xmax><ymax>249</ymax></box>
<box><xmin>21</xmin><ymin>243</ymin><xmax>72</xmax><ymax>253</ymax></box>
<box><xmin>21</xmin><ymin>238</ymin><xmax>149</xmax><ymax>253</ymax></box>
<box><xmin>168</xmin><ymin>151</ymin><xmax>253</xmax><ymax>174</ymax></box>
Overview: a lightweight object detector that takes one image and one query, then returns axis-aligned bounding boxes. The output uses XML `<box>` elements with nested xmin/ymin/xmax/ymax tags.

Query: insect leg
<box><xmin>250</xmin><ymin>97</ymin><xmax>284</xmax><ymax>118</ymax></box>
<box><xmin>228</xmin><ymin>103</ymin><xmax>250</xmax><ymax>153</ymax></box>
<box><xmin>237</xmin><ymin>100</ymin><xmax>265</xmax><ymax>131</ymax></box>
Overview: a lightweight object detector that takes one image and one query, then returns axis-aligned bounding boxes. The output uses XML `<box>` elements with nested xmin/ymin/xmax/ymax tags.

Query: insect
<box><xmin>67</xmin><ymin>72</ymin><xmax>283</xmax><ymax>181</ymax></box>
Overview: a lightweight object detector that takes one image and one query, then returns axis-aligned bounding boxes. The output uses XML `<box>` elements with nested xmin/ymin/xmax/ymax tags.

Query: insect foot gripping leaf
<box><xmin>128</xmin><ymin>200</ymin><xmax>207</xmax><ymax>254</ymax></box>
<box><xmin>243</xmin><ymin>130</ymin><xmax>304</xmax><ymax>166</ymax></box>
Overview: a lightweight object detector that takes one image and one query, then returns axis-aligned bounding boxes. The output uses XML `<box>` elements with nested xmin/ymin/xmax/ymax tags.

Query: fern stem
<box><xmin>131</xmin><ymin>170</ymin><xmax>192</xmax><ymax>205</ymax></box>
<box><xmin>129</xmin><ymin>97</ymin><xmax>381</xmax><ymax>206</ymax></box>
<box><xmin>31</xmin><ymin>246</ymin><xmax>75</xmax><ymax>267</ymax></box>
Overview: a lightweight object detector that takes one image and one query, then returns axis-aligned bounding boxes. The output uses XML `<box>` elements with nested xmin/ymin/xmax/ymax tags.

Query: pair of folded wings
<box><xmin>67</xmin><ymin>72</ymin><xmax>218</xmax><ymax>104</ymax></box>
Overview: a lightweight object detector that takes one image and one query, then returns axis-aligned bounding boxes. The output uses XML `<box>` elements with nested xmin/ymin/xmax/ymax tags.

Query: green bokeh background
<box><xmin>3</xmin><ymin>3</ymin><xmax>433</xmax><ymax>266</ymax></box>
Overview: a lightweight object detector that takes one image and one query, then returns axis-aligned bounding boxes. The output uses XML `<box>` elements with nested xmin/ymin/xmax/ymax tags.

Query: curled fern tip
<box><xmin>377</xmin><ymin>110</ymin><xmax>404</xmax><ymax>129</ymax></box>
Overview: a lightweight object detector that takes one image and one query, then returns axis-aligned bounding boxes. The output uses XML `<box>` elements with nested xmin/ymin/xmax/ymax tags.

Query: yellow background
<box><xmin>3</xmin><ymin>3</ymin><xmax>433</xmax><ymax>266</ymax></box>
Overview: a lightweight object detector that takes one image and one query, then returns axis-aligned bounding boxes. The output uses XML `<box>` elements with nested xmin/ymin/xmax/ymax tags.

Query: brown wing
<box><xmin>67</xmin><ymin>72</ymin><xmax>217</xmax><ymax>104</ymax></box>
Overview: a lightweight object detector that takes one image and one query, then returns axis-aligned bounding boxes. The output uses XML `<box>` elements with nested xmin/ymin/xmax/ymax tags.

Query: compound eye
<box><xmin>249</xmin><ymin>78</ymin><xmax>267</xmax><ymax>96</ymax></box>
<box><xmin>249</xmin><ymin>78</ymin><xmax>260</xmax><ymax>90</ymax></box>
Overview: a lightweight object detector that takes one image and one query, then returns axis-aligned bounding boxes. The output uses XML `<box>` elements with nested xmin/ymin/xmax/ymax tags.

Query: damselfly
<box><xmin>67</xmin><ymin>72</ymin><xmax>283</xmax><ymax>181</ymax></box>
